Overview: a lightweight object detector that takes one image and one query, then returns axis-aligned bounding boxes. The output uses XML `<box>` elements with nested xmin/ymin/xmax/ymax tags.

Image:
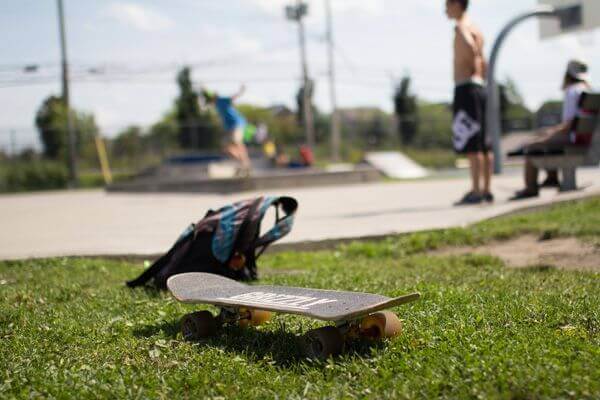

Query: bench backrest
<box><xmin>575</xmin><ymin>92</ymin><xmax>600</xmax><ymax>165</ymax></box>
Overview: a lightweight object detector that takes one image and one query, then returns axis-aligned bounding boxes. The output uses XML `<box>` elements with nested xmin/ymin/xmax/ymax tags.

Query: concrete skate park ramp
<box><xmin>365</xmin><ymin>152</ymin><xmax>429</xmax><ymax>179</ymax></box>
<box><xmin>107</xmin><ymin>155</ymin><xmax>381</xmax><ymax>194</ymax></box>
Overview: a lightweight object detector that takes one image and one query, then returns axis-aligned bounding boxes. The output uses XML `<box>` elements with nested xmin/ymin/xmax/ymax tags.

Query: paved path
<box><xmin>1</xmin><ymin>167</ymin><xmax>599</xmax><ymax>260</ymax></box>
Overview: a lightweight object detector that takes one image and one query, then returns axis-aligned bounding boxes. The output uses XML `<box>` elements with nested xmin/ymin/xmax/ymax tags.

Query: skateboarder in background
<box><xmin>202</xmin><ymin>85</ymin><xmax>251</xmax><ymax>176</ymax></box>
<box><xmin>446</xmin><ymin>0</ymin><xmax>494</xmax><ymax>205</ymax></box>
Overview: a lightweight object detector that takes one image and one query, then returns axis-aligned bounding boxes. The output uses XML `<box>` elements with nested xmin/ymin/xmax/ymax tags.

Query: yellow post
<box><xmin>94</xmin><ymin>135</ymin><xmax>113</xmax><ymax>185</ymax></box>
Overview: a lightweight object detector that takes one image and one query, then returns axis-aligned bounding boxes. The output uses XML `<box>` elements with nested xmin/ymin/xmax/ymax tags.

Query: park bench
<box><xmin>529</xmin><ymin>92</ymin><xmax>600</xmax><ymax>192</ymax></box>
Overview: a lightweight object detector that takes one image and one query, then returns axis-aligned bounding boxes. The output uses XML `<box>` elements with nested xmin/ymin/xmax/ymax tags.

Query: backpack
<box><xmin>126</xmin><ymin>196</ymin><xmax>298</xmax><ymax>289</ymax></box>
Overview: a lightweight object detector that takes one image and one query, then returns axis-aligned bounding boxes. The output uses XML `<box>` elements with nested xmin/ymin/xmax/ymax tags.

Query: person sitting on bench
<box><xmin>510</xmin><ymin>59</ymin><xmax>592</xmax><ymax>200</ymax></box>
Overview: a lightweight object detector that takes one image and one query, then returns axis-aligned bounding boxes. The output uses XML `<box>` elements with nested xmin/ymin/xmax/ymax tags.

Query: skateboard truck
<box><xmin>180</xmin><ymin>306</ymin><xmax>407</xmax><ymax>359</ymax></box>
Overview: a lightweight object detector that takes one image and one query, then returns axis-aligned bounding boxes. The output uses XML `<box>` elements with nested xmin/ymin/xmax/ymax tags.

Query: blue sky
<box><xmin>0</xmin><ymin>0</ymin><xmax>599</xmax><ymax>151</ymax></box>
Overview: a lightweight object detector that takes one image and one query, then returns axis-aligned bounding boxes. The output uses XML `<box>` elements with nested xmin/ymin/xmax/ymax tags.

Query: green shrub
<box><xmin>2</xmin><ymin>161</ymin><xmax>68</xmax><ymax>192</ymax></box>
<box><xmin>78</xmin><ymin>172</ymin><xmax>106</xmax><ymax>188</ymax></box>
<box><xmin>402</xmin><ymin>147</ymin><xmax>458</xmax><ymax>169</ymax></box>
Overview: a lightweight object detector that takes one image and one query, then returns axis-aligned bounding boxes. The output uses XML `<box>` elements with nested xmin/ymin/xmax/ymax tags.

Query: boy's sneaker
<box><xmin>454</xmin><ymin>191</ymin><xmax>483</xmax><ymax>206</ymax></box>
<box><xmin>482</xmin><ymin>192</ymin><xmax>494</xmax><ymax>203</ymax></box>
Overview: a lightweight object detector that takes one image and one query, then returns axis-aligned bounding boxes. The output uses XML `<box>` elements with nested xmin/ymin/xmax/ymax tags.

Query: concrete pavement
<box><xmin>1</xmin><ymin>167</ymin><xmax>599</xmax><ymax>260</ymax></box>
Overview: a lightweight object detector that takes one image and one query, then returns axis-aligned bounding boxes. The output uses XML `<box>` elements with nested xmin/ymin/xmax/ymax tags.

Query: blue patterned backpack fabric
<box><xmin>126</xmin><ymin>196</ymin><xmax>298</xmax><ymax>289</ymax></box>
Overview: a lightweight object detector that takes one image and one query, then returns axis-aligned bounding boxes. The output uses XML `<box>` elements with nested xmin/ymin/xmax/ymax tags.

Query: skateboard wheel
<box><xmin>238</xmin><ymin>308</ymin><xmax>272</xmax><ymax>327</ymax></box>
<box><xmin>303</xmin><ymin>326</ymin><xmax>344</xmax><ymax>359</ymax></box>
<box><xmin>181</xmin><ymin>311</ymin><xmax>218</xmax><ymax>340</ymax></box>
<box><xmin>228</xmin><ymin>253</ymin><xmax>246</xmax><ymax>271</ymax></box>
<box><xmin>360</xmin><ymin>311</ymin><xmax>402</xmax><ymax>339</ymax></box>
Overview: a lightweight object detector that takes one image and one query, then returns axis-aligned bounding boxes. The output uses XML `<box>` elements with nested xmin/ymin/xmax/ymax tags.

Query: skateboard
<box><xmin>167</xmin><ymin>272</ymin><xmax>420</xmax><ymax>358</ymax></box>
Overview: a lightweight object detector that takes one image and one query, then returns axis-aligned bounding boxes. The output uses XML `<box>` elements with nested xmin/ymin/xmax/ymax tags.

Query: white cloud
<box><xmin>329</xmin><ymin>0</ymin><xmax>384</xmax><ymax>16</ymax></box>
<box><xmin>107</xmin><ymin>2</ymin><xmax>173</xmax><ymax>32</ymax></box>
<box><xmin>554</xmin><ymin>34</ymin><xmax>593</xmax><ymax>61</ymax></box>
<box><xmin>248</xmin><ymin>0</ymin><xmax>283</xmax><ymax>16</ymax></box>
<box><xmin>191</xmin><ymin>25</ymin><xmax>264</xmax><ymax>56</ymax></box>
<box><xmin>233</xmin><ymin>36</ymin><xmax>262</xmax><ymax>53</ymax></box>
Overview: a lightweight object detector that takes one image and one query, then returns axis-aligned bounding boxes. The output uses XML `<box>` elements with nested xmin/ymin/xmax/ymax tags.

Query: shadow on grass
<box><xmin>134</xmin><ymin>319</ymin><xmax>181</xmax><ymax>338</ymax></box>
<box><xmin>514</xmin><ymin>264</ymin><xmax>557</xmax><ymax>273</ymax></box>
<box><xmin>134</xmin><ymin>318</ymin><xmax>386</xmax><ymax>368</ymax></box>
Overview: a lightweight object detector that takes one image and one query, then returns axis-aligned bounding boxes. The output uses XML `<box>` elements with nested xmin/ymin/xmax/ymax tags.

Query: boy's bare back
<box><xmin>454</xmin><ymin>17</ymin><xmax>486</xmax><ymax>83</ymax></box>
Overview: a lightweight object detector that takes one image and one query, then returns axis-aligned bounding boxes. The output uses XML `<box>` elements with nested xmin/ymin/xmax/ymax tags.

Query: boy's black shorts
<box><xmin>452</xmin><ymin>83</ymin><xmax>491</xmax><ymax>154</ymax></box>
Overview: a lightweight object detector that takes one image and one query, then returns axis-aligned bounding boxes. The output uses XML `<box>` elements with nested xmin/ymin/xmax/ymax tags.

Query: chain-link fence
<box><xmin>1</xmin><ymin>108</ymin><xmax>548</xmax><ymax>193</ymax></box>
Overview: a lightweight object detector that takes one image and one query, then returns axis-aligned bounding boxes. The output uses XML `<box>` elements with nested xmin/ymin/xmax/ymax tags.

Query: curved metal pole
<box><xmin>487</xmin><ymin>6</ymin><xmax>557</xmax><ymax>174</ymax></box>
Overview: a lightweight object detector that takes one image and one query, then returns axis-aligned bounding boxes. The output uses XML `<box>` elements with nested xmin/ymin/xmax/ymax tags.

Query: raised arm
<box><xmin>231</xmin><ymin>84</ymin><xmax>246</xmax><ymax>102</ymax></box>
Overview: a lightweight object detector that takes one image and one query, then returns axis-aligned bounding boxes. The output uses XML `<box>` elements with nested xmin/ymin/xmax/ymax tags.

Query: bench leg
<box><xmin>560</xmin><ymin>167</ymin><xmax>577</xmax><ymax>192</ymax></box>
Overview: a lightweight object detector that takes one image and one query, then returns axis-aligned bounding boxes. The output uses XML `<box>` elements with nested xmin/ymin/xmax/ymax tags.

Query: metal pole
<box><xmin>325</xmin><ymin>0</ymin><xmax>341</xmax><ymax>161</ymax></box>
<box><xmin>57</xmin><ymin>0</ymin><xmax>78</xmax><ymax>186</ymax></box>
<box><xmin>297</xmin><ymin>1</ymin><xmax>315</xmax><ymax>148</ymax></box>
<box><xmin>486</xmin><ymin>6</ymin><xmax>557</xmax><ymax>174</ymax></box>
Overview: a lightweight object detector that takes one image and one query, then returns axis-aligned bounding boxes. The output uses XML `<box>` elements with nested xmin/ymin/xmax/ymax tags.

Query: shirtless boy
<box><xmin>446</xmin><ymin>0</ymin><xmax>493</xmax><ymax>205</ymax></box>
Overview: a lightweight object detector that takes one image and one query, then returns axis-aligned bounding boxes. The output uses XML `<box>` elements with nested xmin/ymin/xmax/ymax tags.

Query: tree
<box><xmin>147</xmin><ymin>111</ymin><xmax>179</xmax><ymax>156</ymax></box>
<box><xmin>35</xmin><ymin>96</ymin><xmax>64</xmax><ymax>159</ymax></box>
<box><xmin>112</xmin><ymin>126</ymin><xmax>143</xmax><ymax>160</ymax></box>
<box><xmin>536</xmin><ymin>100</ymin><xmax>563</xmax><ymax>128</ymax></box>
<box><xmin>174</xmin><ymin>67</ymin><xmax>219</xmax><ymax>149</ymax></box>
<box><xmin>237</xmin><ymin>104</ymin><xmax>302</xmax><ymax>145</ymax></box>
<box><xmin>338</xmin><ymin>107</ymin><xmax>392</xmax><ymax>147</ymax></box>
<box><xmin>295</xmin><ymin>79</ymin><xmax>315</xmax><ymax>127</ymax></box>
<box><xmin>35</xmin><ymin>95</ymin><xmax>98</xmax><ymax>161</ymax></box>
<box><xmin>367</xmin><ymin>114</ymin><xmax>386</xmax><ymax>147</ymax></box>
<box><xmin>393</xmin><ymin>76</ymin><xmax>418</xmax><ymax>145</ymax></box>
<box><xmin>499</xmin><ymin>77</ymin><xmax>533</xmax><ymax>133</ymax></box>
<box><xmin>413</xmin><ymin>102</ymin><xmax>453</xmax><ymax>149</ymax></box>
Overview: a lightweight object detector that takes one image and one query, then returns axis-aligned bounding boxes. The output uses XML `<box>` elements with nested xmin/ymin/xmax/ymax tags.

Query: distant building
<box><xmin>535</xmin><ymin>101</ymin><xmax>562</xmax><ymax>128</ymax></box>
<box><xmin>338</xmin><ymin>107</ymin><xmax>393</xmax><ymax>146</ymax></box>
<box><xmin>267</xmin><ymin>104</ymin><xmax>294</xmax><ymax>118</ymax></box>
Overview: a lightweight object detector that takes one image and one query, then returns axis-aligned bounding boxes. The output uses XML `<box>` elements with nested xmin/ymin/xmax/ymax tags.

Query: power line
<box><xmin>0</xmin><ymin>39</ymin><xmax>304</xmax><ymax>82</ymax></box>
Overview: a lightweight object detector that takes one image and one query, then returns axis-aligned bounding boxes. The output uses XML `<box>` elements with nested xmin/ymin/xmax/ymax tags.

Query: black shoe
<box><xmin>482</xmin><ymin>192</ymin><xmax>494</xmax><ymax>203</ymax></box>
<box><xmin>540</xmin><ymin>178</ymin><xmax>560</xmax><ymax>188</ymax></box>
<box><xmin>509</xmin><ymin>189</ymin><xmax>539</xmax><ymax>201</ymax></box>
<box><xmin>507</xmin><ymin>148</ymin><xmax>526</xmax><ymax>157</ymax></box>
<box><xmin>454</xmin><ymin>191</ymin><xmax>483</xmax><ymax>206</ymax></box>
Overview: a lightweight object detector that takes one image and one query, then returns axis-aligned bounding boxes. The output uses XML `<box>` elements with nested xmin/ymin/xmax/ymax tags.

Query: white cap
<box><xmin>566</xmin><ymin>59</ymin><xmax>590</xmax><ymax>82</ymax></box>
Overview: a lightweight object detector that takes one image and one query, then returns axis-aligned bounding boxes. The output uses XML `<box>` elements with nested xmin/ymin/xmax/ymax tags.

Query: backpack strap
<box><xmin>125</xmin><ymin>224</ymin><xmax>195</xmax><ymax>288</ymax></box>
<box><xmin>229</xmin><ymin>198</ymin><xmax>263</xmax><ymax>263</ymax></box>
<box><xmin>126</xmin><ymin>253</ymin><xmax>169</xmax><ymax>288</ymax></box>
<box><xmin>253</xmin><ymin>197</ymin><xmax>298</xmax><ymax>257</ymax></box>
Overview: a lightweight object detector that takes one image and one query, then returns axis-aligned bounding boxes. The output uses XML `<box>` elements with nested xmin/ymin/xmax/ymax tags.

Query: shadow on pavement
<box><xmin>340</xmin><ymin>205</ymin><xmax>455</xmax><ymax>219</ymax></box>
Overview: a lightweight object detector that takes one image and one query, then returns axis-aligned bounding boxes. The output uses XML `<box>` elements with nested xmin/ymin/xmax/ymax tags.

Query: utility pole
<box><xmin>286</xmin><ymin>1</ymin><xmax>315</xmax><ymax>148</ymax></box>
<box><xmin>325</xmin><ymin>0</ymin><xmax>341</xmax><ymax>162</ymax></box>
<box><xmin>10</xmin><ymin>129</ymin><xmax>17</xmax><ymax>160</ymax></box>
<box><xmin>57</xmin><ymin>0</ymin><xmax>78</xmax><ymax>186</ymax></box>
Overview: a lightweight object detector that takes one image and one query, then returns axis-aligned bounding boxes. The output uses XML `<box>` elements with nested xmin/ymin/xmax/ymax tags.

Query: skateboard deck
<box><xmin>167</xmin><ymin>272</ymin><xmax>420</xmax><ymax>322</ymax></box>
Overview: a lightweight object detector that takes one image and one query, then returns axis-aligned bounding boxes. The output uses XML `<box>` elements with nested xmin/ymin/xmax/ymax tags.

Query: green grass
<box><xmin>401</xmin><ymin>147</ymin><xmax>458</xmax><ymax>170</ymax></box>
<box><xmin>1</xmin><ymin>199</ymin><xmax>599</xmax><ymax>399</ymax></box>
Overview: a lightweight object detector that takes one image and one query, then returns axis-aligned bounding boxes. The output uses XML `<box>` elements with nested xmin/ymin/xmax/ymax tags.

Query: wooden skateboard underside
<box><xmin>167</xmin><ymin>273</ymin><xmax>420</xmax><ymax>322</ymax></box>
